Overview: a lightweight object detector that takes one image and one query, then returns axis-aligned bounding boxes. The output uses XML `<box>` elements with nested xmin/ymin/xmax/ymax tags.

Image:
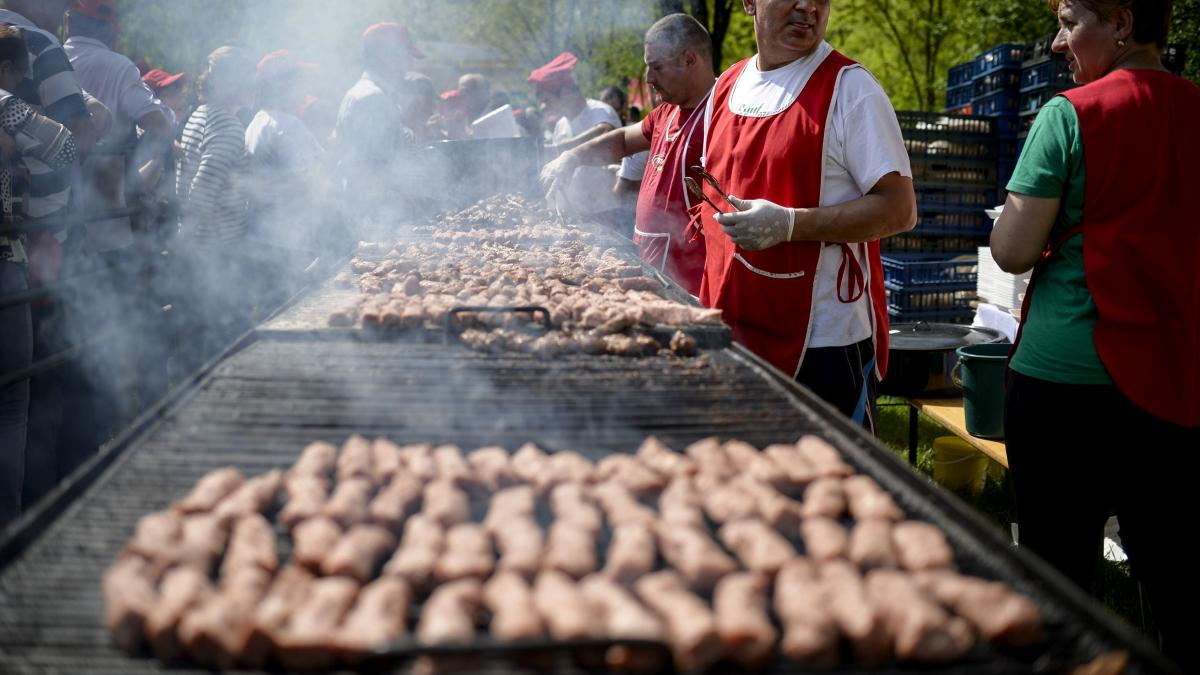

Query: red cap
<box><xmin>71</xmin><ymin>0</ymin><xmax>118</xmax><ymax>27</ymax></box>
<box><xmin>362</xmin><ymin>23</ymin><xmax>424</xmax><ymax>59</ymax></box>
<box><xmin>256</xmin><ymin>49</ymin><xmax>318</xmax><ymax>86</ymax></box>
<box><xmin>142</xmin><ymin>68</ymin><xmax>187</xmax><ymax>91</ymax></box>
<box><xmin>528</xmin><ymin>52</ymin><xmax>577</xmax><ymax>93</ymax></box>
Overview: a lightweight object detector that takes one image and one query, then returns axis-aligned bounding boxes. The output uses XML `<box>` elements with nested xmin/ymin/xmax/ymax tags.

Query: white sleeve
<box><xmin>589</xmin><ymin>101</ymin><xmax>621</xmax><ymax>129</ymax></box>
<box><xmin>618</xmin><ymin>150</ymin><xmax>649</xmax><ymax>181</ymax></box>
<box><xmin>278</xmin><ymin>114</ymin><xmax>324</xmax><ymax>169</ymax></box>
<box><xmin>837</xmin><ymin>68</ymin><xmax>911</xmax><ymax>195</ymax></box>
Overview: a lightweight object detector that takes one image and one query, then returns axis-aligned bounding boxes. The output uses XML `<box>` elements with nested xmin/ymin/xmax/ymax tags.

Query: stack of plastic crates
<box><xmin>882</xmin><ymin>254</ymin><xmax>979</xmax><ymax>322</ymax></box>
<box><xmin>1017</xmin><ymin>34</ymin><xmax>1076</xmax><ymax>174</ymax></box>
<box><xmin>944</xmin><ymin>61</ymin><xmax>974</xmax><ymax>114</ymax></box>
<box><xmin>970</xmin><ymin>43</ymin><xmax>1025</xmax><ymax>189</ymax></box>
<box><xmin>887</xmin><ymin>112</ymin><xmax>996</xmax><ymax>322</ymax></box>
<box><xmin>1163</xmin><ymin>43</ymin><xmax>1187</xmax><ymax>76</ymax></box>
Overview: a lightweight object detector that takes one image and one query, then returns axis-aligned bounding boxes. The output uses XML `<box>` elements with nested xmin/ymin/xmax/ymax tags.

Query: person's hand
<box><xmin>0</xmin><ymin>131</ymin><xmax>16</xmax><ymax>162</ymax></box>
<box><xmin>539</xmin><ymin>149</ymin><xmax>579</xmax><ymax>194</ymax></box>
<box><xmin>714</xmin><ymin>196</ymin><xmax>795</xmax><ymax>250</ymax></box>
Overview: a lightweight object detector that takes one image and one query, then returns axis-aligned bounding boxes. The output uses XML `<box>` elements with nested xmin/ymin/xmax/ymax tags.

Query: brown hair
<box><xmin>0</xmin><ymin>25</ymin><xmax>30</xmax><ymax>75</ymax></box>
<box><xmin>1049</xmin><ymin>0</ymin><xmax>1173</xmax><ymax>47</ymax></box>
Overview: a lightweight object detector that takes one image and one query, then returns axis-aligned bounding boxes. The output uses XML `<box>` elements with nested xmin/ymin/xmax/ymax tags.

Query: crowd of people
<box><xmin>0</xmin><ymin>0</ymin><xmax>1195</xmax><ymax>668</ymax></box>
<box><xmin>0</xmin><ymin>1</ymin><xmax>651</xmax><ymax>532</ymax></box>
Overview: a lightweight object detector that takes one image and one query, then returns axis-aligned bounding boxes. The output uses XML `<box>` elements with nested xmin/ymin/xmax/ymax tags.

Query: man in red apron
<box><xmin>540</xmin><ymin>13</ymin><xmax>715</xmax><ymax>296</ymax></box>
<box><xmin>695</xmin><ymin>0</ymin><xmax>916</xmax><ymax>429</ymax></box>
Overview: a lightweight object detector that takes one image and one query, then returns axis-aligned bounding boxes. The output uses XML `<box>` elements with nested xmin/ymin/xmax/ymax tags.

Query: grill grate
<box><xmin>0</xmin><ymin>338</ymin><xmax>1175</xmax><ymax>674</ymax></box>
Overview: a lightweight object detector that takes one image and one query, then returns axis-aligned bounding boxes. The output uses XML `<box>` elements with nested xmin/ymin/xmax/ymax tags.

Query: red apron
<box><xmin>633</xmin><ymin>97</ymin><xmax>710</xmax><ymax>296</ymax></box>
<box><xmin>697</xmin><ymin>52</ymin><xmax>890</xmax><ymax>378</ymax></box>
<box><xmin>1017</xmin><ymin>70</ymin><xmax>1200</xmax><ymax>427</ymax></box>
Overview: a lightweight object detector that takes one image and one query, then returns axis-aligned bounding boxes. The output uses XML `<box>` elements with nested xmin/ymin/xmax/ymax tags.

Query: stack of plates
<box><xmin>977</xmin><ymin>245</ymin><xmax>1030</xmax><ymax>311</ymax></box>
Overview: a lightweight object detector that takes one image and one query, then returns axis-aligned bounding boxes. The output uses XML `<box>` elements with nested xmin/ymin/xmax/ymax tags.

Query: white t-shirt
<box><xmin>245</xmin><ymin>109</ymin><xmax>323</xmax><ymax>173</ymax></box>
<box><xmin>551</xmin><ymin>99</ymin><xmax>622</xmax><ymax>214</ymax></box>
<box><xmin>551</xmin><ymin>98</ymin><xmax>620</xmax><ymax>145</ymax></box>
<box><xmin>726</xmin><ymin>41</ymin><xmax>911</xmax><ymax>348</ymax></box>
<box><xmin>618</xmin><ymin>150</ymin><xmax>650</xmax><ymax>181</ymax></box>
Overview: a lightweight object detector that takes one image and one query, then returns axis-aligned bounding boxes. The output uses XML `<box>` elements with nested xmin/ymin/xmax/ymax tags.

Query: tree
<box><xmin>821</xmin><ymin>0</ymin><xmax>1056</xmax><ymax>111</ymax></box>
<box><xmin>1170</xmin><ymin>0</ymin><xmax>1199</xmax><ymax>83</ymax></box>
<box><xmin>462</xmin><ymin>0</ymin><xmax>656</xmax><ymax>95</ymax></box>
<box><xmin>655</xmin><ymin>0</ymin><xmax>742</xmax><ymax>69</ymax></box>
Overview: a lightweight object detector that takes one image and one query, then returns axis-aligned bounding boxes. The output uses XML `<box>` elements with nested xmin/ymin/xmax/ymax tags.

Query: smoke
<box><xmin>23</xmin><ymin>0</ymin><xmax>669</xmax><ymax>501</ymax></box>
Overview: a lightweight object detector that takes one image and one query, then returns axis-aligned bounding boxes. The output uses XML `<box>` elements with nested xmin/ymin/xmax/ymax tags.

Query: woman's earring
<box><xmin>1117</xmin><ymin>39</ymin><xmax>1126</xmax><ymax>48</ymax></box>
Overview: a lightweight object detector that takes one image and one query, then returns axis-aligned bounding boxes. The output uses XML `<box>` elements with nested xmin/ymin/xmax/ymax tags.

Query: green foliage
<box><xmin>460</xmin><ymin>0</ymin><xmax>657</xmax><ymax>95</ymax></box>
<box><xmin>112</xmin><ymin>0</ymin><xmax>1194</xmax><ymax>117</ymax></box>
<box><xmin>824</xmin><ymin>0</ymin><xmax>1057</xmax><ymax>111</ymax></box>
<box><xmin>1170</xmin><ymin>0</ymin><xmax>1199</xmax><ymax>82</ymax></box>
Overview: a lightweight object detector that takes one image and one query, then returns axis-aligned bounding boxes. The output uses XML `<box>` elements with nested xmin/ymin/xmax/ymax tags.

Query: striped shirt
<box><xmin>0</xmin><ymin>93</ymin><xmax>79</xmax><ymax>263</ymax></box>
<box><xmin>176</xmin><ymin>105</ymin><xmax>249</xmax><ymax>246</ymax></box>
<box><xmin>0</xmin><ymin>10</ymin><xmax>88</xmax><ymax>219</ymax></box>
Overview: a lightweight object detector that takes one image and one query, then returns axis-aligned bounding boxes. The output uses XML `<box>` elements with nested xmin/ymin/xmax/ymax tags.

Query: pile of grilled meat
<box><xmin>330</xmin><ymin>195</ymin><xmax>721</xmax><ymax>359</ymax></box>
<box><xmin>104</xmin><ymin>435</ymin><xmax>1043</xmax><ymax>672</ymax></box>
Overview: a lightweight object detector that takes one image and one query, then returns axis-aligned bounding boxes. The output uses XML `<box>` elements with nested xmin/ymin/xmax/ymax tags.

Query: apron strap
<box><xmin>835</xmin><ymin>243</ymin><xmax>866</xmax><ymax>303</ymax></box>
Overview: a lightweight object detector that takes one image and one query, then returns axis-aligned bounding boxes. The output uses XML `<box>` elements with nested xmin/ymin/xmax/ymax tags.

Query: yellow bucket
<box><xmin>932</xmin><ymin>436</ymin><xmax>988</xmax><ymax>494</ymax></box>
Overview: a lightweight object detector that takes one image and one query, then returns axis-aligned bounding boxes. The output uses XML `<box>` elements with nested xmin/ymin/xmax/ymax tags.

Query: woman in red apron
<box><xmin>693</xmin><ymin>0</ymin><xmax>915</xmax><ymax>428</ymax></box>
<box><xmin>990</xmin><ymin>0</ymin><xmax>1199</xmax><ymax>667</ymax></box>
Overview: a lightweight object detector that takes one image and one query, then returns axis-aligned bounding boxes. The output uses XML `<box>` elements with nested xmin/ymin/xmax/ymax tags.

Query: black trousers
<box><xmin>1005</xmin><ymin>370</ymin><xmax>1199</xmax><ymax>670</ymax></box>
<box><xmin>796</xmin><ymin>338</ymin><xmax>877</xmax><ymax>433</ymax></box>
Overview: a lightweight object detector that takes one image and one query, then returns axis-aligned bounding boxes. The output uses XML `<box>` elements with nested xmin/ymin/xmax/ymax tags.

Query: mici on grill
<box><xmin>102</xmin><ymin>434</ymin><xmax>1043</xmax><ymax>671</ymax></box>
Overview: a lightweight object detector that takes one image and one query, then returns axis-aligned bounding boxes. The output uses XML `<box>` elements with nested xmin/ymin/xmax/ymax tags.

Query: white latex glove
<box><xmin>714</xmin><ymin>195</ymin><xmax>795</xmax><ymax>251</ymax></box>
<box><xmin>539</xmin><ymin>150</ymin><xmax>580</xmax><ymax>193</ymax></box>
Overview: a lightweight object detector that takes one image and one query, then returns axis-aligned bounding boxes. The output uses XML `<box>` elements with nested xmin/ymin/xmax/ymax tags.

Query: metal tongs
<box><xmin>684</xmin><ymin>166</ymin><xmax>739</xmax><ymax>214</ymax></box>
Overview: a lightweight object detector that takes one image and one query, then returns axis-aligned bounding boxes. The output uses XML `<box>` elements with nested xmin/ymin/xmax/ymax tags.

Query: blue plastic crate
<box><xmin>998</xmin><ymin>137</ymin><xmax>1021</xmax><ymax>159</ymax></box>
<box><xmin>1021</xmin><ymin>58</ymin><xmax>1073</xmax><ymax>91</ymax></box>
<box><xmin>914</xmin><ymin>206</ymin><xmax>993</xmax><ymax>237</ymax></box>
<box><xmin>881</xmin><ymin>232</ymin><xmax>990</xmax><ymax>254</ymax></box>
<box><xmin>905</xmin><ymin>136</ymin><xmax>996</xmax><ymax>160</ymax></box>
<box><xmin>1164</xmin><ymin>43</ymin><xmax>1186</xmax><ymax>75</ymax></box>
<box><xmin>882</xmin><ymin>253</ymin><xmax>978</xmax><ymax>289</ymax></box>
<box><xmin>973</xmin><ymin>67</ymin><xmax>1021</xmax><ymax>98</ymax></box>
<box><xmin>996</xmin><ymin>115</ymin><xmax>1021</xmax><ymax>139</ymax></box>
<box><xmin>888</xmin><ymin>305</ymin><xmax>976</xmax><ymax>323</ymax></box>
<box><xmin>1026</xmin><ymin>34</ymin><xmax>1055</xmax><ymax>63</ymax></box>
<box><xmin>1020</xmin><ymin>83</ymin><xmax>1071</xmax><ymax>115</ymax></box>
<box><xmin>974</xmin><ymin>43</ymin><xmax>1026</xmax><ymax>75</ymax></box>
<box><xmin>947</xmin><ymin>61</ymin><xmax>975</xmax><ymax>87</ymax></box>
<box><xmin>910</xmin><ymin>156</ymin><xmax>997</xmax><ymax>185</ymax></box>
<box><xmin>972</xmin><ymin>89</ymin><xmax>1020</xmax><ymax>116</ymax></box>
<box><xmin>885</xmin><ymin>284</ymin><xmax>976</xmax><ymax>318</ymax></box>
<box><xmin>945</xmin><ymin>83</ymin><xmax>974</xmax><ymax>110</ymax></box>
<box><xmin>998</xmin><ymin>157</ymin><xmax>1017</xmax><ymax>188</ymax></box>
<box><xmin>897</xmin><ymin>111</ymin><xmax>995</xmax><ymax>137</ymax></box>
<box><xmin>916</xmin><ymin>184</ymin><xmax>997</xmax><ymax>209</ymax></box>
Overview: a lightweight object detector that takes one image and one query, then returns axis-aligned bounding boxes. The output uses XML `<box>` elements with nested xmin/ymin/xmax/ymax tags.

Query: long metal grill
<box><xmin>0</xmin><ymin>335</ymin><xmax>1172</xmax><ymax>674</ymax></box>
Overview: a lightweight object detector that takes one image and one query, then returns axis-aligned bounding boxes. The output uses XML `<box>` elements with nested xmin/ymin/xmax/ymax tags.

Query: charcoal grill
<box><xmin>0</xmin><ymin>325</ymin><xmax>1177</xmax><ymax>674</ymax></box>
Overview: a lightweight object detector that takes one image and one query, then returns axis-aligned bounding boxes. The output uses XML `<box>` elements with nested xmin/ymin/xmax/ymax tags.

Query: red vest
<box><xmin>634</xmin><ymin>101</ymin><xmax>709</xmax><ymax>296</ymax></box>
<box><xmin>1060</xmin><ymin>69</ymin><xmax>1200</xmax><ymax>426</ymax></box>
<box><xmin>697</xmin><ymin>51</ymin><xmax>890</xmax><ymax>378</ymax></box>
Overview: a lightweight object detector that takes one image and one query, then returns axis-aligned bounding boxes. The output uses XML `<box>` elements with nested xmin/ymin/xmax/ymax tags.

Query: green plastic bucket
<box><xmin>953</xmin><ymin>342</ymin><xmax>1012</xmax><ymax>440</ymax></box>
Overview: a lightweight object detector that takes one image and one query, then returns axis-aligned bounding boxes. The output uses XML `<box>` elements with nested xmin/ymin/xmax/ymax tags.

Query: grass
<box><xmin>874</xmin><ymin>397</ymin><xmax>1154</xmax><ymax>640</ymax></box>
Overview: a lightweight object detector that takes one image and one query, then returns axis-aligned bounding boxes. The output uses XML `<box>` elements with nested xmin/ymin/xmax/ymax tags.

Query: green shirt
<box><xmin>1005</xmin><ymin>96</ymin><xmax>1113</xmax><ymax>385</ymax></box>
